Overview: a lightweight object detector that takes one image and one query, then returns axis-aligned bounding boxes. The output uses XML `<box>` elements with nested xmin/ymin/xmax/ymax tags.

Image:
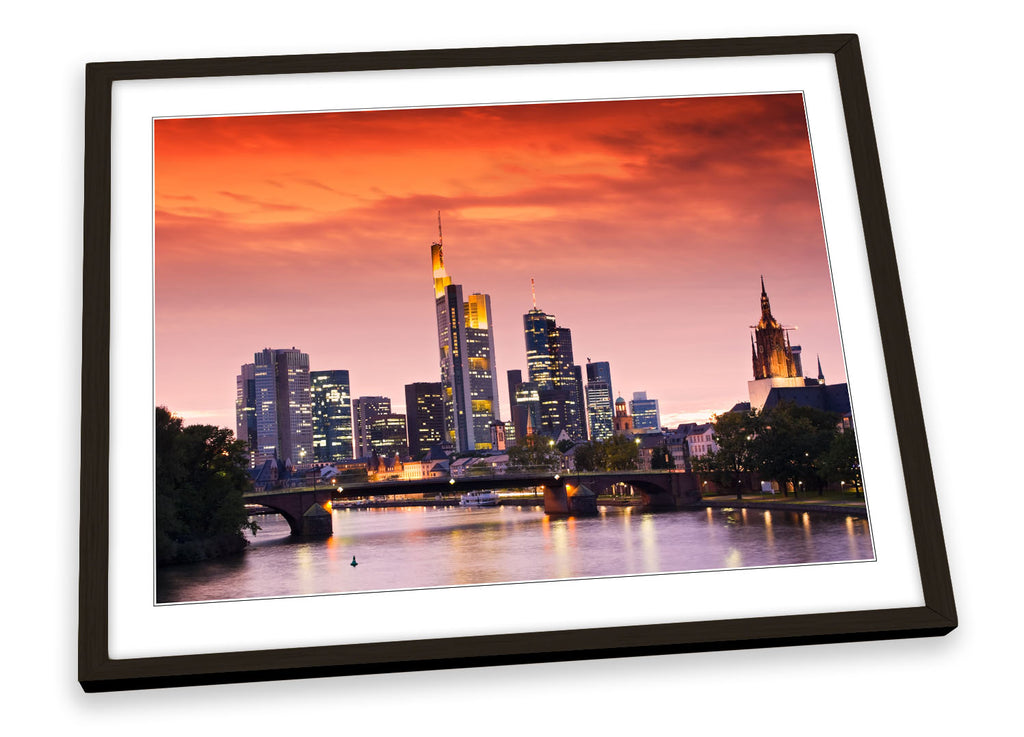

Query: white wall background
<box><xmin>2</xmin><ymin>2</ymin><xmax>1017</xmax><ymax>733</ymax></box>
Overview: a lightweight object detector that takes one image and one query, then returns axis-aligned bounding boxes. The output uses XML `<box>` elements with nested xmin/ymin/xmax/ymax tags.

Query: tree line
<box><xmin>506</xmin><ymin>432</ymin><xmax>643</xmax><ymax>472</ymax></box>
<box><xmin>504</xmin><ymin>402</ymin><xmax>860</xmax><ymax>501</ymax></box>
<box><xmin>692</xmin><ymin>402</ymin><xmax>861</xmax><ymax>499</ymax></box>
<box><xmin>156</xmin><ymin>406</ymin><xmax>258</xmax><ymax>565</ymax></box>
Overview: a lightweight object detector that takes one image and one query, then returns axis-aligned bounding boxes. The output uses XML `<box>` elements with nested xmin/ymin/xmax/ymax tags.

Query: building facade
<box><xmin>522</xmin><ymin>300</ymin><xmax>586</xmax><ymax>440</ymax></box>
<box><xmin>353</xmin><ymin>396</ymin><xmax>408</xmax><ymax>459</ymax></box>
<box><xmin>585</xmin><ymin>360</ymin><xmax>614</xmax><ymax>442</ymax></box>
<box><xmin>235</xmin><ymin>363</ymin><xmax>258</xmax><ymax>467</ymax></box>
<box><xmin>748</xmin><ymin>278</ymin><xmax>808</xmax><ymax>412</ymax></box>
<box><xmin>612</xmin><ymin>395</ymin><xmax>634</xmax><ymax>435</ymax></box>
<box><xmin>240</xmin><ymin>347</ymin><xmax>314</xmax><ymax>468</ymax></box>
<box><xmin>310</xmin><ymin>370</ymin><xmax>353</xmax><ymax>462</ymax></box>
<box><xmin>404</xmin><ymin>381</ymin><xmax>445</xmax><ymax>459</ymax></box>
<box><xmin>630</xmin><ymin>391</ymin><xmax>661</xmax><ymax>432</ymax></box>
<box><xmin>432</xmin><ymin>217</ymin><xmax>500</xmax><ymax>452</ymax></box>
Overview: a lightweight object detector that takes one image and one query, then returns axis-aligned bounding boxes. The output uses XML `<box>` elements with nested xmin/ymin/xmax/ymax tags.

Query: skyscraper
<box><xmin>506</xmin><ymin>369</ymin><xmax>523</xmax><ymax>417</ymax></box>
<box><xmin>512</xmin><ymin>380</ymin><xmax>542</xmax><ymax>440</ymax></box>
<box><xmin>585</xmin><ymin>360</ymin><xmax>614</xmax><ymax>442</ymax></box>
<box><xmin>235</xmin><ymin>363</ymin><xmax>258</xmax><ymax>466</ymax></box>
<box><xmin>353</xmin><ymin>396</ymin><xmax>408</xmax><ymax>459</ymax></box>
<box><xmin>432</xmin><ymin>215</ymin><xmax>500</xmax><ymax>452</ymax></box>
<box><xmin>405</xmin><ymin>381</ymin><xmax>445</xmax><ymax>459</ymax></box>
<box><xmin>572</xmin><ymin>365</ymin><xmax>588</xmax><ymax>441</ymax></box>
<box><xmin>522</xmin><ymin>286</ymin><xmax>586</xmax><ymax>440</ymax></box>
<box><xmin>507</xmin><ymin>368</ymin><xmax>541</xmax><ymax>445</ymax></box>
<box><xmin>464</xmin><ymin>292</ymin><xmax>501</xmax><ymax>447</ymax></box>
<box><xmin>630</xmin><ymin>391</ymin><xmax>661</xmax><ymax>432</ymax></box>
<box><xmin>241</xmin><ymin>347</ymin><xmax>314</xmax><ymax>468</ymax></box>
<box><xmin>311</xmin><ymin>370</ymin><xmax>353</xmax><ymax>462</ymax></box>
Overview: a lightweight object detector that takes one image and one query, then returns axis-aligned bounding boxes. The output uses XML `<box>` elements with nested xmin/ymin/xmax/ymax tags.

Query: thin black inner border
<box><xmin>81</xmin><ymin>34</ymin><xmax>956</xmax><ymax>692</ymax></box>
<box><xmin>146</xmin><ymin>89</ymin><xmax>877</xmax><ymax>607</ymax></box>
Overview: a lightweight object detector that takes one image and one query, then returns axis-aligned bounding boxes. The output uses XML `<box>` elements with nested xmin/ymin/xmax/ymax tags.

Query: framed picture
<box><xmin>80</xmin><ymin>34</ymin><xmax>956</xmax><ymax>692</ymax></box>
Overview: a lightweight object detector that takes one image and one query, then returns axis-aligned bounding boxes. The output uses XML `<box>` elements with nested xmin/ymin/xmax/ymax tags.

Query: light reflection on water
<box><xmin>156</xmin><ymin>505</ymin><xmax>874</xmax><ymax>604</ymax></box>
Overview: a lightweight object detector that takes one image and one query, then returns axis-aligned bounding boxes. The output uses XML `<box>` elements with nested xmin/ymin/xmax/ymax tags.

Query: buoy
<box><xmin>350</xmin><ymin>556</ymin><xmax>358</xmax><ymax>567</ymax></box>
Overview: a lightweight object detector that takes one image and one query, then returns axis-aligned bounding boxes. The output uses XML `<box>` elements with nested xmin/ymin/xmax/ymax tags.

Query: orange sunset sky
<box><xmin>154</xmin><ymin>92</ymin><xmax>845</xmax><ymax>433</ymax></box>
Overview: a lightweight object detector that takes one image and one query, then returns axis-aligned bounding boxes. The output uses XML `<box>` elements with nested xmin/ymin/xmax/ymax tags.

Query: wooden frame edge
<box><xmin>79</xmin><ymin>32</ymin><xmax>955</xmax><ymax>693</ymax></box>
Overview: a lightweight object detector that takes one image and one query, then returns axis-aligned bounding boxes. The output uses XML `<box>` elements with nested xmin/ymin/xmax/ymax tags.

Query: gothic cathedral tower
<box><xmin>751</xmin><ymin>277</ymin><xmax>799</xmax><ymax>380</ymax></box>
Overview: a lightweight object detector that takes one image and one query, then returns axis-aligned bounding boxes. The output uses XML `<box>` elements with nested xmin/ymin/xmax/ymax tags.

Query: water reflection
<box><xmin>157</xmin><ymin>505</ymin><xmax>876</xmax><ymax>604</ymax></box>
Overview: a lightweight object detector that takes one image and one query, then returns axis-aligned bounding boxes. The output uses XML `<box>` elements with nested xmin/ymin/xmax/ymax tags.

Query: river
<box><xmin>156</xmin><ymin>503</ymin><xmax>873</xmax><ymax>604</ymax></box>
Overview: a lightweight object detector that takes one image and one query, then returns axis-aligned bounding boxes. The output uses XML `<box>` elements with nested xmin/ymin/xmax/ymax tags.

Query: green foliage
<box><xmin>818</xmin><ymin>429</ymin><xmax>862</xmax><ymax>492</ymax></box>
<box><xmin>572</xmin><ymin>441</ymin><xmax>603</xmax><ymax>472</ymax></box>
<box><xmin>156</xmin><ymin>406</ymin><xmax>258</xmax><ymax>565</ymax></box>
<box><xmin>507</xmin><ymin>434</ymin><xmax>561</xmax><ymax>472</ymax></box>
<box><xmin>602</xmin><ymin>434</ymin><xmax>640</xmax><ymax>471</ymax></box>
<box><xmin>752</xmin><ymin>402</ymin><xmax>840</xmax><ymax>494</ymax></box>
<box><xmin>695</xmin><ymin>403</ymin><xmax>861</xmax><ymax>499</ymax></box>
<box><xmin>650</xmin><ymin>445</ymin><xmax>675</xmax><ymax>470</ymax></box>
<box><xmin>695</xmin><ymin>410</ymin><xmax>758</xmax><ymax>497</ymax></box>
<box><xmin>569</xmin><ymin>434</ymin><xmax>639</xmax><ymax>472</ymax></box>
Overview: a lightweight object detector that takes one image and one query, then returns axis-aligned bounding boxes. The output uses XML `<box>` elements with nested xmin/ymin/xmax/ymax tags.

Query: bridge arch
<box><xmin>244</xmin><ymin>489</ymin><xmax>334</xmax><ymax>537</ymax></box>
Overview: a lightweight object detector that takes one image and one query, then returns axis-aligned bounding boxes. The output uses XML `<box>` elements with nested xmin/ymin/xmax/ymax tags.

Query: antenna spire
<box><xmin>437</xmin><ymin>210</ymin><xmax>443</xmax><ymax>246</ymax></box>
<box><xmin>531</xmin><ymin>277</ymin><xmax>537</xmax><ymax>309</ymax></box>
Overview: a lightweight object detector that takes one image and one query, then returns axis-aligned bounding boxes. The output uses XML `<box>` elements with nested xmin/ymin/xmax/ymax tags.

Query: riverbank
<box><xmin>700</xmin><ymin>494</ymin><xmax>868</xmax><ymax>515</ymax></box>
<box><xmin>329</xmin><ymin>494</ymin><xmax>866</xmax><ymax>515</ymax></box>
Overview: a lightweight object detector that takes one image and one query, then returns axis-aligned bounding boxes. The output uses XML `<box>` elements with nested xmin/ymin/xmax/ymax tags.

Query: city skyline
<box><xmin>155</xmin><ymin>93</ymin><xmax>845</xmax><ymax>432</ymax></box>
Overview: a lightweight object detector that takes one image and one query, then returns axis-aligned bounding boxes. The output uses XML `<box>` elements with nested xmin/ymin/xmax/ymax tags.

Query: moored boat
<box><xmin>459</xmin><ymin>490</ymin><xmax>500</xmax><ymax>507</ymax></box>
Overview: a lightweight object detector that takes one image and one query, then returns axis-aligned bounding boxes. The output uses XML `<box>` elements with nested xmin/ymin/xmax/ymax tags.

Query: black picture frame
<box><xmin>80</xmin><ymin>33</ymin><xmax>956</xmax><ymax>693</ymax></box>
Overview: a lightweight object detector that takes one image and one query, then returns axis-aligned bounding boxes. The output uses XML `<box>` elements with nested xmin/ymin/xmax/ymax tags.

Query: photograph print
<box><xmin>153</xmin><ymin>91</ymin><xmax>872</xmax><ymax>604</ymax></box>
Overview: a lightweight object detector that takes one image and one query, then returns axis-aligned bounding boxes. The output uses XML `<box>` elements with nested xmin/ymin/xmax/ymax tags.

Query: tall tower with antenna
<box><xmin>431</xmin><ymin>213</ymin><xmax>500</xmax><ymax>452</ymax></box>
<box><xmin>522</xmin><ymin>279</ymin><xmax>587</xmax><ymax>440</ymax></box>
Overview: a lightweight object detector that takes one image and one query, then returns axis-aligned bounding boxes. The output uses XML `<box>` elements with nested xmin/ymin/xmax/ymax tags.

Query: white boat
<box><xmin>459</xmin><ymin>490</ymin><xmax>500</xmax><ymax>507</ymax></box>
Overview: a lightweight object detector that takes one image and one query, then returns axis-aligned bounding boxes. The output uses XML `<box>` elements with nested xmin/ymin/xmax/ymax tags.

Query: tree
<box><xmin>601</xmin><ymin>434</ymin><xmax>640</xmax><ymax>471</ymax></box>
<box><xmin>650</xmin><ymin>444</ymin><xmax>675</xmax><ymax>470</ymax></box>
<box><xmin>818</xmin><ymin>429</ymin><xmax>862</xmax><ymax>494</ymax></box>
<box><xmin>694</xmin><ymin>410</ymin><xmax>758</xmax><ymax>499</ymax></box>
<box><xmin>751</xmin><ymin>402</ymin><xmax>840</xmax><ymax>496</ymax></box>
<box><xmin>572</xmin><ymin>440</ymin><xmax>604</xmax><ymax>472</ymax></box>
<box><xmin>156</xmin><ymin>406</ymin><xmax>258</xmax><ymax>565</ymax></box>
<box><xmin>563</xmin><ymin>435</ymin><xmax>639</xmax><ymax>472</ymax></box>
<box><xmin>507</xmin><ymin>434</ymin><xmax>561</xmax><ymax>472</ymax></box>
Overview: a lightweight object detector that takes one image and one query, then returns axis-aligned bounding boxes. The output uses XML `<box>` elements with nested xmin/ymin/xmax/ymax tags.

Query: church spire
<box><xmin>817</xmin><ymin>355</ymin><xmax>825</xmax><ymax>384</ymax></box>
<box><xmin>760</xmin><ymin>275</ymin><xmax>773</xmax><ymax>322</ymax></box>
<box><xmin>751</xmin><ymin>277</ymin><xmax>799</xmax><ymax>380</ymax></box>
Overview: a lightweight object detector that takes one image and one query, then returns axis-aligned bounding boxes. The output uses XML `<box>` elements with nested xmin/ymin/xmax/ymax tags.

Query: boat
<box><xmin>459</xmin><ymin>490</ymin><xmax>500</xmax><ymax>507</ymax></box>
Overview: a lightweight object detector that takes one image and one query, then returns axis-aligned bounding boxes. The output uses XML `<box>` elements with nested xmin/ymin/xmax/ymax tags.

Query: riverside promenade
<box><xmin>699</xmin><ymin>493</ymin><xmax>867</xmax><ymax>515</ymax></box>
<box><xmin>328</xmin><ymin>493</ymin><xmax>868</xmax><ymax>515</ymax></box>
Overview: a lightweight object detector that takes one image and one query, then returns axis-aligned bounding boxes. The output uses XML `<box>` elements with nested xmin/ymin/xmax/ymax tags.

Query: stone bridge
<box><xmin>243</xmin><ymin>470</ymin><xmax>702</xmax><ymax>537</ymax></box>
